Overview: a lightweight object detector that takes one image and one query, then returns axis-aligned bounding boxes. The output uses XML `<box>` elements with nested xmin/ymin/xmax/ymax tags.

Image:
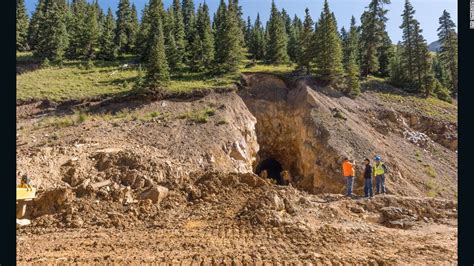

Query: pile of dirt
<box><xmin>20</xmin><ymin>170</ymin><xmax>456</xmax><ymax>232</ymax></box>
<box><xmin>18</xmin><ymin>171</ymin><xmax>457</xmax><ymax>264</ymax></box>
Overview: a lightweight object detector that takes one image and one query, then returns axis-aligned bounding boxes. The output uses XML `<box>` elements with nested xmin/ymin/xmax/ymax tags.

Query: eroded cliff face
<box><xmin>239</xmin><ymin>74</ymin><xmax>343</xmax><ymax>193</ymax></box>
<box><xmin>238</xmin><ymin>73</ymin><xmax>457</xmax><ymax>198</ymax></box>
<box><xmin>17</xmin><ymin>92</ymin><xmax>260</xmax><ymax>190</ymax></box>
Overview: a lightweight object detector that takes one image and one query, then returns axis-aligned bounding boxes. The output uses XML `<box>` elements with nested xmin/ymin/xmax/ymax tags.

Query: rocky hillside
<box><xmin>240</xmin><ymin>73</ymin><xmax>456</xmax><ymax>198</ymax></box>
<box><xmin>17</xmin><ymin>73</ymin><xmax>457</xmax><ymax>198</ymax></box>
<box><xmin>16</xmin><ymin>73</ymin><xmax>458</xmax><ymax>263</ymax></box>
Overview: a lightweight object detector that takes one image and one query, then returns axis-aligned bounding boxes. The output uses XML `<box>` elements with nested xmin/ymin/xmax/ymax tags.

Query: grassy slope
<box><xmin>17</xmin><ymin>53</ymin><xmax>296</xmax><ymax>102</ymax></box>
<box><xmin>17</xmin><ymin>53</ymin><xmax>457</xmax><ymax>124</ymax></box>
<box><xmin>363</xmin><ymin>78</ymin><xmax>457</xmax><ymax>123</ymax></box>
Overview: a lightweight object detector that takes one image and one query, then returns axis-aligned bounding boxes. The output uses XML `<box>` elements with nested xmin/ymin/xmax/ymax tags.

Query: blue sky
<box><xmin>24</xmin><ymin>0</ymin><xmax>457</xmax><ymax>44</ymax></box>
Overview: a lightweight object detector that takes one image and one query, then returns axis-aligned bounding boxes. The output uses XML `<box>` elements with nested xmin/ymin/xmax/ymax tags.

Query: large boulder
<box><xmin>380</xmin><ymin>206</ymin><xmax>417</xmax><ymax>229</ymax></box>
<box><xmin>138</xmin><ymin>186</ymin><xmax>169</xmax><ymax>205</ymax></box>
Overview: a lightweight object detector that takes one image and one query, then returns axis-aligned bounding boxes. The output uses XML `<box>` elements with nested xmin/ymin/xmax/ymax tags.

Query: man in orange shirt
<box><xmin>342</xmin><ymin>157</ymin><xmax>355</xmax><ymax>197</ymax></box>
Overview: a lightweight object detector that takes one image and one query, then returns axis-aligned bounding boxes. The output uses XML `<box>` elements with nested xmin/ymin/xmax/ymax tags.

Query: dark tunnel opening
<box><xmin>255</xmin><ymin>158</ymin><xmax>286</xmax><ymax>185</ymax></box>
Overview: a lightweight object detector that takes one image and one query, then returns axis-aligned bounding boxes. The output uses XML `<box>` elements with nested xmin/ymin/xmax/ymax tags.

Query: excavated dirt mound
<box><xmin>17</xmin><ymin>172</ymin><xmax>457</xmax><ymax>264</ymax></box>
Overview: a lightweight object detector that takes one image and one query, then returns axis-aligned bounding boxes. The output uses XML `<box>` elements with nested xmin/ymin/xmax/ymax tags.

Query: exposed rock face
<box><xmin>17</xmin><ymin>92</ymin><xmax>259</xmax><ymax>190</ymax></box>
<box><xmin>239</xmin><ymin>74</ymin><xmax>364</xmax><ymax>193</ymax></box>
<box><xmin>239</xmin><ymin>73</ymin><xmax>457</xmax><ymax>197</ymax></box>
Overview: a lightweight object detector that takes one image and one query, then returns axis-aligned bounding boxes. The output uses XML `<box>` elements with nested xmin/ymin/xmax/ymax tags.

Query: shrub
<box><xmin>85</xmin><ymin>59</ymin><xmax>94</xmax><ymax>70</ymax></box>
<box><xmin>432</xmin><ymin>79</ymin><xmax>452</xmax><ymax>103</ymax></box>
<box><xmin>41</xmin><ymin>58</ymin><xmax>50</xmax><ymax>68</ymax></box>
<box><xmin>424</xmin><ymin>164</ymin><xmax>437</xmax><ymax>178</ymax></box>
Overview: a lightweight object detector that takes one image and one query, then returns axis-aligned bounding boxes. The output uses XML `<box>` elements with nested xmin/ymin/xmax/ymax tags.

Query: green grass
<box><xmin>240</xmin><ymin>60</ymin><xmax>295</xmax><ymax>75</ymax></box>
<box><xmin>16</xmin><ymin>51</ymin><xmax>36</xmax><ymax>63</ymax></box>
<box><xmin>423</xmin><ymin>164</ymin><xmax>437</xmax><ymax>178</ymax></box>
<box><xmin>426</xmin><ymin>179</ymin><xmax>440</xmax><ymax>198</ymax></box>
<box><xmin>34</xmin><ymin>109</ymin><xmax>166</xmax><ymax>128</ymax></box>
<box><xmin>178</xmin><ymin>107</ymin><xmax>216</xmax><ymax>123</ymax></box>
<box><xmin>16</xmin><ymin>53</ymin><xmax>301</xmax><ymax>102</ymax></box>
<box><xmin>414</xmin><ymin>150</ymin><xmax>423</xmax><ymax>162</ymax></box>
<box><xmin>17</xmin><ymin>58</ymin><xmax>239</xmax><ymax>101</ymax></box>
<box><xmin>375</xmin><ymin>90</ymin><xmax>457</xmax><ymax>123</ymax></box>
<box><xmin>366</xmin><ymin>75</ymin><xmax>387</xmax><ymax>82</ymax></box>
<box><xmin>36</xmin><ymin>110</ymin><xmax>90</xmax><ymax>128</ymax></box>
<box><xmin>17</xmin><ymin>60</ymin><xmax>138</xmax><ymax>101</ymax></box>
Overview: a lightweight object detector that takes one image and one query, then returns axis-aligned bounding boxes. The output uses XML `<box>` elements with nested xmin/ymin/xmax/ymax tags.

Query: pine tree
<box><xmin>437</xmin><ymin>10</ymin><xmax>458</xmax><ymax>95</ymax></box>
<box><xmin>413</xmin><ymin>22</ymin><xmax>431</xmax><ymax>96</ymax></box>
<box><xmin>28</xmin><ymin>0</ymin><xmax>45</xmax><ymax>50</ymax></box>
<box><xmin>145</xmin><ymin>17</ymin><xmax>170</xmax><ymax>89</ymax></box>
<box><xmin>377</xmin><ymin>30</ymin><xmax>394</xmax><ymax>77</ymax></box>
<box><xmin>129</xmin><ymin>4</ymin><xmax>139</xmax><ymax>52</ymax></box>
<box><xmin>245</xmin><ymin>16</ymin><xmax>252</xmax><ymax>48</ymax></box>
<box><xmin>166</xmin><ymin>31</ymin><xmax>181</xmax><ymax>71</ymax></box>
<box><xmin>232</xmin><ymin>0</ymin><xmax>246</xmax><ymax>46</ymax></box>
<box><xmin>135</xmin><ymin>4</ymin><xmax>151</xmax><ymax>59</ymax></box>
<box><xmin>389</xmin><ymin>42</ymin><xmax>408</xmax><ymax>87</ymax></box>
<box><xmin>115</xmin><ymin>0</ymin><xmax>133</xmax><ymax>54</ymax></box>
<box><xmin>214</xmin><ymin>0</ymin><xmax>227</xmax><ymax>64</ymax></box>
<box><xmin>85</xmin><ymin>3</ymin><xmax>100</xmax><ymax>59</ymax></box>
<box><xmin>290</xmin><ymin>15</ymin><xmax>303</xmax><ymax>63</ymax></box>
<box><xmin>297</xmin><ymin>8</ymin><xmax>314</xmax><ymax>74</ymax></box>
<box><xmin>182</xmin><ymin>0</ymin><xmax>195</xmax><ymax>42</ymax></box>
<box><xmin>93</xmin><ymin>0</ymin><xmax>104</xmax><ymax>34</ymax></box>
<box><xmin>214</xmin><ymin>0</ymin><xmax>242</xmax><ymax>73</ymax></box>
<box><xmin>313</xmin><ymin>0</ymin><xmax>344</xmax><ymax>81</ymax></box>
<box><xmin>281</xmin><ymin>9</ymin><xmax>292</xmax><ymax>35</ymax></box>
<box><xmin>340</xmin><ymin>27</ymin><xmax>348</xmax><ymax>47</ymax></box>
<box><xmin>400</xmin><ymin>0</ymin><xmax>416</xmax><ymax>82</ymax></box>
<box><xmin>400</xmin><ymin>0</ymin><xmax>431</xmax><ymax>93</ymax></box>
<box><xmin>342</xmin><ymin>16</ymin><xmax>359</xmax><ymax>69</ymax></box>
<box><xmin>17</xmin><ymin>0</ymin><xmax>29</xmax><ymax>51</ymax></box>
<box><xmin>189</xmin><ymin>2</ymin><xmax>214</xmax><ymax>72</ymax></box>
<box><xmin>432</xmin><ymin>53</ymin><xmax>449</xmax><ymax>88</ymax></box>
<box><xmin>172</xmin><ymin>0</ymin><xmax>186</xmax><ymax>68</ymax></box>
<box><xmin>66</xmin><ymin>0</ymin><xmax>88</xmax><ymax>59</ymax></box>
<box><xmin>163</xmin><ymin>9</ymin><xmax>179</xmax><ymax>71</ymax></box>
<box><xmin>136</xmin><ymin>0</ymin><xmax>165</xmax><ymax>62</ymax></box>
<box><xmin>343</xmin><ymin>17</ymin><xmax>361</xmax><ymax>96</ymax></box>
<box><xmin>98</xmin><ymin>8</ymin><xmax>117</xmax><ymax>60</ymax></box>
<box><xmin>249</xmin><ymin>13</ymin><xmax>265</xmax><ymax>60</ymax></box>
<box><xmin>265</xmin><ymin>0</ymin><xmax>289</xmax><ymax>64</ymax></box>
<box><xmin>359</xmin><ymin>0</ymin><xmax>391</xmax><ymax>77</ymax></box>
<box><xmin>286</xmin><ymin>13</ymin><xmax>300</xmax><ymax>62</ymax></box>
<box><xmin>345</xmin><ymin>54</ymin><xmax>361</xmax><ymax>97</ymax></box>
<box><xmin>66</xmin><ymin>0</ymin><xmax>100</xmax><ymax>59</ymax></box>
<box><xmin>35</xmin><ymin>0</ymin><xmax>69</xmax><ymax>63</ymax></box>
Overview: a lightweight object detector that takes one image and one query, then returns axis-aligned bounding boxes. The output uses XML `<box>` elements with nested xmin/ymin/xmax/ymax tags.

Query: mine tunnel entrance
<box><xmin>255</xmin><ymin>158</ymin><xmax>286</xmax><ymax>185</ymax></box>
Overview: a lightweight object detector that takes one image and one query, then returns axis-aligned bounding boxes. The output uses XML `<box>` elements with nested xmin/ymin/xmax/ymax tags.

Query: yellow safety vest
<box><xmin>373</xmin><ymin>163</ymin><xmax>385</xmax><ymax>176</ymax></box>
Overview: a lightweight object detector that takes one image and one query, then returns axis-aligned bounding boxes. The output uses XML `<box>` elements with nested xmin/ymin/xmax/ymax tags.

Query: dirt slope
<box><xmin>17</xmin><ymin>172</ymin><xmax>457</xmax><ymax>264</ymax></box>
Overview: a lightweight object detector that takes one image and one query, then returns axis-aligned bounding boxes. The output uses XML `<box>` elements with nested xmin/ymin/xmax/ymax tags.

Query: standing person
<box><xmin>363</xmin><ymin>158</ymin><xmax>373</xmax><ymax>198</ymax></box>
<box><xmin>373</xmin><ymin>156</ymin><xmax>388</xmax><ymax>194</ymax></box>
<box><xmin>342</xmin><ymin>157</ymin><xmax>355</xmax><ymax>197</ymax></box>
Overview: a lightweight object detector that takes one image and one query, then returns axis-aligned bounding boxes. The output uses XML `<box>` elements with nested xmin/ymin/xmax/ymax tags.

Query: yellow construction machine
<box><xmin>16</xmin><ymin>184</ymin><xmax>36</xmax><ymax>219</ymax></box>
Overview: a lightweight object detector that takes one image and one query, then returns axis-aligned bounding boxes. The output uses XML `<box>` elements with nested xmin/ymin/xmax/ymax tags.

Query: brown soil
<box><xmin>16</xmin><ymin>73</ymin><xmax>457</xmax><ymax>264</ymax></box>
<box><xmin>17</xmin><ymin>172</ymin><xmax>457</xmax><ymax>264</ymax></box>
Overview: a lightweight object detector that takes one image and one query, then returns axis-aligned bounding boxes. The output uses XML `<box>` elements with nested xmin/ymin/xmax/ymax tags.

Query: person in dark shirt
<box><xmin>363</xmin><ymin>158</ymin><xmax>373</xmax><ymax>198</ymax></box>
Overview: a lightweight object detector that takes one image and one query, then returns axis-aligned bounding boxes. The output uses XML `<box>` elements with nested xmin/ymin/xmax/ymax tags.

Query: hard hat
<box><xmin>374</xmin><ymin>155</ymin><xmax>381</xmax><ymax>161</ymax></box>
